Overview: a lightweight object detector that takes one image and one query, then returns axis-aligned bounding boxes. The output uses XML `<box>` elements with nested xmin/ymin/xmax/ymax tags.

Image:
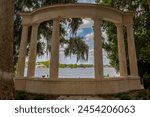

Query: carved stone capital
<box><xmin>53</xmin><ymin>17</ymin><xmax>61</xmax><ymax>22</ymax></box>
<box><xmin>115</xmin><ymin>23</ymin><xmax>123</xmax><ymax>27</ymax></box>
<box><xmin>32</xmin><ymin>23</ymin><xmax>40</xmax><ymax>28</ymax></box>
<box><xmin>92</xmin><ymin>17</ymin><xmax>103</xmax><ymax>25</ymax></box>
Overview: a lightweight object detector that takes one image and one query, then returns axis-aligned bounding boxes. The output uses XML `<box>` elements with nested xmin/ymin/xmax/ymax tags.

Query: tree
<box><xmin>0</xmin><ymin>0</ymin><xmax>15</xmax><ymax>99</ymax></box>
<box><xmin>64</xmin><ymin>37</ymin><xmax>89</xmax><ymax>62</ymax></box>
<box><xmin>14</xmin><ymin>0</ymin><xmax>88</xmax><ymax>69</ymax></box>
<box><xmin>96</xmin><ymin>0</ymin><xmax>150</xmax><ymax>78</ymax></box>
<box><xmin>69</xmin><ymin>18</ymin><xmax>83</xmax><ymax>37</ymax></box>
<box><xmin>148</xmin><ymin>0</ymin><xmax>150</xmax><ymax>9</ymax></box>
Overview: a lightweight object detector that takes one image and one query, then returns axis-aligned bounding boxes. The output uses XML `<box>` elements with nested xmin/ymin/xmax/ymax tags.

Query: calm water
<box><xmin>24</xmin><ymin>67</ymin><xmax>119</xmax><ymax>78</ymax></box>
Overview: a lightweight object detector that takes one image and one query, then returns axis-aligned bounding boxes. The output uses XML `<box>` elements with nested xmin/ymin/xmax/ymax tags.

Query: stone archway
<box><xmin>15</xmin><ymin>4</ymin><xmax>142</xmax><ymax>95</ymax></box>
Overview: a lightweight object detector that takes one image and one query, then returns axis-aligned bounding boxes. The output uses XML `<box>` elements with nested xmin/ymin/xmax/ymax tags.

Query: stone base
<box><xmin>15</xmin><ymin>77</ymin><xmax>142</xmax><ymax>95</ymax></box>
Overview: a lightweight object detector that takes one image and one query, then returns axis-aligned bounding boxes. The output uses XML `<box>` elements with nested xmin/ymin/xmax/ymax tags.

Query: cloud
<box><xmin>89</xmin><ymin>48</ymin><xmax>94</xmax><ymax>53</ymax></box>
<box><xmin>102</xmin><ymin>31</ymin><xmax>108</xmax><ymax>42</ymax></box>
<box><xmin>88</xmin><ymin>48</ymin><xmax>110</xmax><ymax>65</ymax></box>
<box><xmin>77</xmin><ymin>29</ymin><xmax>84</xmax><ymax>34</ymax></box>
<box><xmin>78</xmin><ymin>0</ymin><xmax>96</xmax><ymax>4</ymax></box>
<box><xmin>79</xmin><ymin>18</ymin><xmax>94</xmax><ymax>29</ymax></box>
<box><xmin>36</xmin><ymin>47</ymin><xmax>110</xmax><ymax>65</ymax></box>
<box><xmin>85</xmin><ymin>32</ymin><xmax>94</xmax><ymax>41</ymax></box>
<box><xmin>60</xmin><ymin>47</ymin><xmax>65</xmax><ymax>52</ymax></box>
<box><xmin>36</xmin><ymin>15</ymin><xmax>110</xmax><ymax>65</ymax></box>
<box><xmin>85</xmin><ymin>32</ymin><xmax>108</xmax><ymax>43</ymax></box>
<box><xmin>89</xmin><ymin>49</ymin><xmax>94</xmax><ymax>57</ymax></box>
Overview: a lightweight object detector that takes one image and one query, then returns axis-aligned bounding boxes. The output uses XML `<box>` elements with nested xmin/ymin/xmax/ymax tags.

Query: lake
<box><xmin>24</xmin><ymin>67</ymin><xmax>119</xmax><ymax>78</ymax></box>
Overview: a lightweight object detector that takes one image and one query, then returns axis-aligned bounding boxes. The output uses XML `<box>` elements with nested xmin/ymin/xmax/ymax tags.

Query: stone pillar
<box><xmin>93</xmin><ymin>18</ymin><xmax>103</xmax><ymax>79</ymax></box>
<box><xmin>16</xmin><ymin>24</ymin><xmax>29</xmax><ymax>77</ymax></box>
<box><xmin>27</xmin><ymin>23</ymin><xmax>39</xmax><ymax>77</ymax></box>
<box><xmin>116</xmin><ymin>24</ymin><xmax>128</xmax><ymax>76</ymax></box>
<box><xmin>50</xmin><ymin>18</ymin><xmax>60</xmax><ymax>79</ymax></box>
<box><xmin>126</xmin><ymin>23</ymin><xmax>138</xmax><ymax>76</ymax></box>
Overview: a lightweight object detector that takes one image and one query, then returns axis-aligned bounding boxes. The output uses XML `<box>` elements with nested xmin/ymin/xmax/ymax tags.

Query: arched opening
<box><xmin>58</xmin><ymin>18</ymin><xmax>94</xmax><ymax>78</ymax></box>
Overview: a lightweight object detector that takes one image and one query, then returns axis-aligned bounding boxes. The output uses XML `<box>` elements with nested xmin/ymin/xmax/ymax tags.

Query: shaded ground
<box><xmin>15</xmin><ymin>89</ymin><xmax>150</xmax><ymax>100</ymax></box>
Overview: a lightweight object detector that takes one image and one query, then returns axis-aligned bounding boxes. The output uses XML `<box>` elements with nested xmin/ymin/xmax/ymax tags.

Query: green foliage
<box><xmin>15</xmin><ymin>91</ymin><xmax>27</xmax><ymax>100</ymax></box>
<box><xmin>68</xmin><ymin>64</ymin><xmax>78</xmax><ymax>68</ymax></box>
<box><xmin>113</xmin><ymin>89</ymin><xmax>150</xmax><ymax>100</ymax></box>
<box><xmin>96</xmin><ymin>0</ymin><xmax>113</xmax><ymax>5</ymax></box>
<box><xmin>139</xmin><ymin>45</ymin><xmax>150</xmax><ymax>63</ymax></box>
<box><xmin>38</xmin><ymin>61</ymin><xmax>50</xmax><ymax>67</ymax></box>
<box><xmin>37</xmin><ymin>60</ymin><xmax>93</xmax><ymax>68</ymax></box>
<box><xmin>14</xmin><ymin>0</ymin><xmax>88</xmax><ymax>69</ymax></box>
<box><xmin>143</xmin><ymin>72</ymin><xmax>150</xmax><ymax>79</ymax></box>
<box><xmin>59</xmin><ymin>64</ymin><xmax>67</xmax><ymax>68</ymax></box>
<box><xmin>118</xmin><ymin>94</ymin><xmax>131</xmax><ymax>100</ymax></box>
<box><xmin>64</xmin><ymin>37</ymin><xmax>89</xmax><ymax>62</ymax></box>
<box><xmin>15</xmin><ymin>91</ymin><xmax>60</xmax><ymax>100</ymax></box>
<box><xmin>34</xmin><ymin>95</ymin><xmax>46</xmax><ymax>100</ymax></box>
<box><xmin>96</xmin><ymin>0</ymin><xmax>150</xmax><ymax>78</ymax></box>
<box><xmin>143</xmin><ymin>73</ymin><xmax>150</xmax><ymax>89</ymax></box>
<box><xmin>102</xmin><ymin>22</ymin><xmax>119</xmax><ymax>70</ymax></box>
<box><xmin>135</xmin><ymin>90</ymin><xmax>148</xmax><ymax>99</ymax></box>
<box><xmin>69</xmin><ymin>18</ymin><xmax>83</xmax><ymax>37</ymax></box>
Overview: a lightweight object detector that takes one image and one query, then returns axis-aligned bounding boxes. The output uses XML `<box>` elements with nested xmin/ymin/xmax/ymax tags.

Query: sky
<box><xmin>37</xmin><ymin>0</ymin><xmax>110</xmax><ymax>65</ymax></box>
<box><xmin>37</xmin><ymin>18</ymin><xmax>109</xmax><ymax>65</ymax></box>
<box><xmin>78</xmin><ymin>0</ymin><xmax>96</xmax><ymax>4</ymax></box>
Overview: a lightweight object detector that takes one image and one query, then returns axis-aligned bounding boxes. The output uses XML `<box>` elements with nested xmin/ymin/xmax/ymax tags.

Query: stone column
<box><xmin>126</xmin><ymin>23</ymin><xmax>138</xmax><ymax>76</ymax></box>
<box><xmin>93</xmin><ymin>18</ymin><xmax>103</xmax><ymax>79</ymax></box>
<box><xmin>50</xmin><ymin>18</ymin><xmax>60</xmax><ymax>79</ymax></box>
<box><xmin>16</xmin><ymin>24</ymin><xmax>29</xmax><ymax>77</ymax></box>
<box><xmin>27</xmin><ymin>23</ymin><xmax>39</xmax><ymax>77</ymax></box>
<box><xmin>116</xmin><ymin>24</ymin><xmax>128</xmax><ymax>76</ymax></box>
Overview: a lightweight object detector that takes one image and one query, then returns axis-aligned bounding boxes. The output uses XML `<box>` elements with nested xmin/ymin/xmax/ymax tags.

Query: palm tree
<box><xmin>14</xmin><ymin>0</ymin><xmax>89</xmax><ymax>66</ymax></box>
<box><xmin>65</xmin><ymin>18</ymin><xmax>89</xmax><ymax>62</ymax></box>
<box><xmin>69</xmin><ymin>18</ymin><xmax>83</xmax><ymax>37</ymax></box>
<box><xmin>0</xmin><ymin>0</ymin><xmax>15</xmax><ymax>99</ymax></box>
<box><xmin>64</xmin><ymin>37</ymin><xmax>89</xmax><ymax>62</ymax></box>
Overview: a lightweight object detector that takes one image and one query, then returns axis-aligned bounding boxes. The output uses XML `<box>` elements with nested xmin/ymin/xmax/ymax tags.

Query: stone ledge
<box><xmin>15</xmin><ymin>77</ymin><xmax>142</xmax><ymax>95</ymax></box>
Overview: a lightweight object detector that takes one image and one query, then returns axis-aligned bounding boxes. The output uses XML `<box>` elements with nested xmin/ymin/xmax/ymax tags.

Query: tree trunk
<box><xmin>148</xmin><ymin>0</ymin><xmax>150</xmax><ymax>11</ymax></box>
<box><xmin>0</xmin><ymin>0</ymin><xmax>15</xmax><ymax>99</ymax></box>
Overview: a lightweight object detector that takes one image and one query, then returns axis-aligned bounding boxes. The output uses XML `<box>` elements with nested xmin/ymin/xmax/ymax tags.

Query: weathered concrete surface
<box><xmin>15</xmin><ymin>77</ymin><xmax>142</xmax><ymax>95</ymax></box>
